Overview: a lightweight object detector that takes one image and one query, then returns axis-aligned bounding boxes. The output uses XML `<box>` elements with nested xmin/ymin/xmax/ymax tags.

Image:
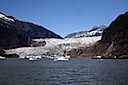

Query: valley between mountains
<box><xmin>0</xmin><ymin>12</ymin><xmax>128</xmax><ymax>58</ymax></box>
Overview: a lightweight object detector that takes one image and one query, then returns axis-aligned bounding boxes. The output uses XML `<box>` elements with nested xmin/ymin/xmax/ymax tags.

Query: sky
<box><xmin>0</xmin><ymin>0</ymin><xmax>128</xmax><ymax>37</ymax></box>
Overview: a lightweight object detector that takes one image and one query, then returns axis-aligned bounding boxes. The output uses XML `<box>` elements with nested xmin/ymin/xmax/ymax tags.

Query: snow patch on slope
<box><xmin>0</xmin><ymin>13</ymin><xmax>14</xmax><ymax>22</ymax></box>
<box><xmin>65</xmin><ymin>25</ymin><xmax>107</xmax><ymax>38</ymax></box>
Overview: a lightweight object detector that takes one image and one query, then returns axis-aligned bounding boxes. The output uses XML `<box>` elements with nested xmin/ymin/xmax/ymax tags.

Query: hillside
<box><xmin>69</xmin><ymin>12</ymin><xmax>128</xmax><ymax>58</ymax></box>
<box><xmin>0</xmin><ymin>12</ymin><xmax>62</xmax><ymax>49</ymax></box>
<box><xmin>0</xmin><ymin>13</ymin><xmax>29</xmax><ymax>49</ymax></box>
<box><xmin>10</xmin><ymin>20</ymin><xmax>62</xmax><ymax>39</ymax></box>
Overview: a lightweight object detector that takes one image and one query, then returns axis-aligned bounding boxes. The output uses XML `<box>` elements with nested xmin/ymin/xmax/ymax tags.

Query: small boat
<box><xmin>92</xmin><ymin>55</ymin><xmax>102</xmax><ymax>59</ymax></box>
<box><xmin>18</xmin><ymin>56</ymin><xmax>25</xmax><ymax>60</ymax></box>
<box><xmin>0</xmin><ymin>56</ymin><xmax>6</xmax><ymax>60</ymax></box>
<box><xmin>35</xmin><ymin>55</ymin><xmax>42</xmax><ymax>59</ymax></box>
<box><xmin>96</xmin><ymin>55</ymin><xmax>102</xmax><ymax>58</ymax></box>
<box><xmin>54</xmin><ymin>56</ymin><xmax>69</xmax><ymax>61</ymax></box>
<box><xmin>26</xmin><ymin>55</ymin><xmax>41</xmax><ymax>61</ymax></box>
<box><xmin>29</xmin><ymin>57</ymin><xmax>37</xmax><ymax>61</ymax></box>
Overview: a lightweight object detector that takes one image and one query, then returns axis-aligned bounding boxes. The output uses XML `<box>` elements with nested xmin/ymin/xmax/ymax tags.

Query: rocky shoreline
<box><xmin>92</xmin><ymin>55</ymin><xmax>128</xmax><ymax>59</ymax></box>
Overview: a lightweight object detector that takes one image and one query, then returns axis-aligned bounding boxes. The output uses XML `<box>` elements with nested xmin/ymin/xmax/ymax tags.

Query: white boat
<box><xmin>29</xmin><ymin>57</ymin><xmax>37</xmax><ymax>61</ymax></box>
<box><xmin>35</xmin><ymin>55</ymin><xmax>42</xmax><ymax>59</ymax></box>
<box><xmin>18</xmin><ymin>56</ymin><xmax>25</xmax><ymax>59</ymax></box>
<box><xmin>54</xmin><ymin>56</ymin><xmax>69</xmax><ymax>61</ymax></box>
<box><xmin>96</xmin><ymin>55</ymin><xmax>102</xmax><ymax>58</ymax></box>
<box><xmin>0</xmin><ymin>56</ymin><xmax>6</xmax><ymax>60</ymax></box>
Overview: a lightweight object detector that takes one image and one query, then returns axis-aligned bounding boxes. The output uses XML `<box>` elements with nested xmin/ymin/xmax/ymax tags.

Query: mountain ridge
<box><xmin>0</xmin><ymin>12</ymin><xmax>62</xmax><ymax>49</ymax></box>
<box><xmin>65</xmin><ymin>25</ymin><xmax>107</xmax><ymax>38</ymax></box>
<box><xmin>0</xmin><ymin>12</ymin><xmax>62</xmax><ymax>39</ymax></box>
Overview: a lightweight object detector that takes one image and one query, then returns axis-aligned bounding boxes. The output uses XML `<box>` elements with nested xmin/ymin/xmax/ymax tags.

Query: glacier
<box><xmin>5</xmin><ymin>36</ymin><xmax>101</xmax><ymax>58</ymax></box>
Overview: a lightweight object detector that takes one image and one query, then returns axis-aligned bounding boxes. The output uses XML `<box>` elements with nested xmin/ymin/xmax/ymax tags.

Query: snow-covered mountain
<box><xmin>65</xmin><ymin>25</ymin><xmax>107</xmax><ymax>38</ymax></box>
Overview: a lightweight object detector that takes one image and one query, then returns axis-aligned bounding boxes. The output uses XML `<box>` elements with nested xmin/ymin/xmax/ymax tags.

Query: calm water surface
<box><xmin>0</xmin><ymin>58</ymin><xmax>128</xmax><ymax>85</ymax></box>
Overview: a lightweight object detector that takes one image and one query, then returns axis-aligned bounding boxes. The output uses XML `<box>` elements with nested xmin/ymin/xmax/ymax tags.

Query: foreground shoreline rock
<box><xmin>92</xmin><ymin>55</ymin><xmax>128</xmax><ymax>59</ymax></box>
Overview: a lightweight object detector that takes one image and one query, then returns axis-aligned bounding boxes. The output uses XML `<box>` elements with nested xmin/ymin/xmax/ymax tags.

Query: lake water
<box><xmin>0</xmin><ymin>58</ymin><xmax>128</xmax><ymax>85</ymax></box>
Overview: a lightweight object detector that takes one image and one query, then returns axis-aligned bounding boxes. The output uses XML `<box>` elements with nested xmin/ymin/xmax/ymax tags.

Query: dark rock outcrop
<box><xmin>2</xmin><ymin>54</ymin><xmax>19</xmax><ymax>58</ymax></box>
<box><xmin>67</xmin><ymin>47</ymin><xmax>87</xmax><ymax>58</ymax></box>
<box><xmin>30</xmin><ymin>40</ymin><xmax>46</xmax><ymax>47</ymax></box>
<box><xmin>0</xmin><ymin>48</ymin><xmax>5</xmax><ymax>55</ymax></box>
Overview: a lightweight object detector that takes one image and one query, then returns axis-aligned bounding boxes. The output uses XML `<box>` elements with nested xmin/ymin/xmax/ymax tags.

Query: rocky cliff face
<box><xmin>68</xmin><ymin>12</ymin><xmax>128</xmax><ymax>58</ymax></box>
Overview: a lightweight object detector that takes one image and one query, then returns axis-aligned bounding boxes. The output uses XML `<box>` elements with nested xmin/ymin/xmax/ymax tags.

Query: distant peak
<box><xmin>65</xmin><ymin>25</ymin><xmax>107</xmax><ymax>38</ymax></box>
<box><xmin>91</xmin><ymin>26</ymin><xmax>98</xmax><ymax>30</ymax></box>
<box><xmin>93</xmin><ymin>25</ymin><xmax>98</xmax><ymax>28</ymax></box>
<box><xmin>99</xmin><ymin>25</ymin><xmax>107</xmax><ymax>28</ymax></box>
